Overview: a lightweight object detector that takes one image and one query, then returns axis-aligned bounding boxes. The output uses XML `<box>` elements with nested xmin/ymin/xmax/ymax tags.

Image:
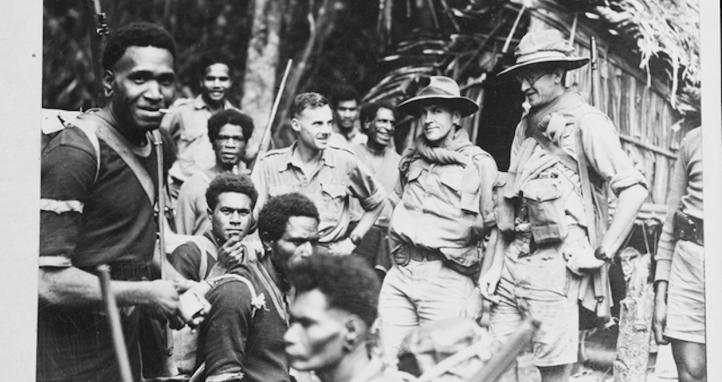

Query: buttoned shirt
<box><xmin>252</xmin><ymin>144</ymin><xmax>385</xmax><ymax>243</ymax></box>
<box><xmin>390</xmin><ymin>131</ymin><xmax>498</xmax><ymax>267</ymax></box>
<box><xmin>350</xmin><ymin>142</ymin><xmax>401</xmax><ymax>226</ymax></box>
<box><xmin>161</xmin><ymin>95</ymin><xmax>237</xmax><ymax>182</ymax></box>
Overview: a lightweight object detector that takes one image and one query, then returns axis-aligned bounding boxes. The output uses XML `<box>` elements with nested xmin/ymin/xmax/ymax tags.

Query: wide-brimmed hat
<box><xmin>397</xmin><ymin>76</ymin><xmax>479</xmax><ymax>117</ymax></box>
<box><xmin>497</xmin><ymin>29</ymin><xmax>589</xmax><ymax>78</ymax></box>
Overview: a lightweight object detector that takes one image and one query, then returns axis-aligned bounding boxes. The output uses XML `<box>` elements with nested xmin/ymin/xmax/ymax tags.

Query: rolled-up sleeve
<box><xmin>348</xmin><ymin>161</ymin><xmax>386</xmax><ymax>211</ymax></box>
<box><xmin>40</xmin><ymin>141</ymin><xmax>96</xmax><ymax>268</ymax></box>
<box><xmin>579</xmin><ymin>113</ymin><xmax>648</xmax><ymax>195</ymax></box>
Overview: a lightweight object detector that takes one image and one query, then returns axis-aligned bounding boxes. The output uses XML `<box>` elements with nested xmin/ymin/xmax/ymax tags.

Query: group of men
<box><xmin>38</xmin><ymin>19</ymin><xmax>706</xmax><ymax>382</ymax></box>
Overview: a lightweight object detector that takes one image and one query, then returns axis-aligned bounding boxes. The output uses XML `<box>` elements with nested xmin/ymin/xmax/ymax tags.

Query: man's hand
<box><xmin>478</xmin><ymin>266</ymin><xmax>502</xmax><ymax>305</ymax></box>
<box><xmin>218</xmin><ymin>235</ymin><xmax>247</xmax><ymax>268</ymax></box>
<box><xmin>329</xmin><ymin>238</ymin><xmax>356</xmax><ymax>256</ymax></box>
<box><xmin>652</xmin><ymin>299</ymin><xmax>668</xmax><ymax>345</ymax></box>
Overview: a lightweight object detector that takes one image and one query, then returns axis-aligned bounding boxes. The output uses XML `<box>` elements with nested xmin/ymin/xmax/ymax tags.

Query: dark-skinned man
<box><xmin>38</xmin><ymin>22</ymin><xmax>204</xmax><ymax>382</ymax></box>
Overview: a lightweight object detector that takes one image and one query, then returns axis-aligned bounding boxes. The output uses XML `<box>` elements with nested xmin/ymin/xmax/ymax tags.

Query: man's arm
<box><xmin>578</xmin><ymin>113</ymin><xmax>649</xmax><ymax>256</ymax></box>
<box><xmin>174</xmin><ymin>176</ymin><xmax>202</xmax><ymax>235</ymax></box>
<box><xmin>201</xmin><ymin>280</ymin><xmax>254</xmax><ymax>381</ymax></box>
<box><xmin>347</xmin><ymin>161</ymin><xmax>386</xmax><ymax>243</ymax></box>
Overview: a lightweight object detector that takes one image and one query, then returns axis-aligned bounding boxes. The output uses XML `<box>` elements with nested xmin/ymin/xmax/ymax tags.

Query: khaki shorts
<box><xmin>490</xmin><ymin>240</ymin><xmax>580</xmax><ymax>367</ymax></box>
<box><xmin>665</xmin><ymin>240</ymin><xmax>705</xmax><ymax>343</ymax></box>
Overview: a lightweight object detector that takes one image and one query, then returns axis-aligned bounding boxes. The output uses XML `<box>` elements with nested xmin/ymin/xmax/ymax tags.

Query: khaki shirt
<box><xmin>390</xmin><ymin>144</ymin><xmax>498</xmax><ymax>267</ymax></box>
<box><xmin>161</xmin><ymin>96</ymin><xmax>237</xmax><ymax>182</ymax></box>
<box><xmin>252</xmin><ymin>144</ymin><xmax>385</xmax><ymax>243</ymax></box>
<box><xmin>350</xmin><ymin>143</ymin><xmax>401</xmax><ymax>226</ymax></box>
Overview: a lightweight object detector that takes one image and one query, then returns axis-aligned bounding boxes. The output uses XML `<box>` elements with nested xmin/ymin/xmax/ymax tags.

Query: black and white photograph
<box><xmin>1</xmin><ymin>0</ymin><xmax>720</xmax><ymax>381</ymax></box>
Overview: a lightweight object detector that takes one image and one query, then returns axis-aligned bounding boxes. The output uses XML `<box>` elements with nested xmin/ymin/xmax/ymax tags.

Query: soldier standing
<box><xmin>480</xmin><ymin>29</ymin><xmax>648</xmax><ymax>382</ymax></box>
<box><xmin>378</xmin><ymin>76</ymin><xmax>498</xmax><ymax>361</ymax></box>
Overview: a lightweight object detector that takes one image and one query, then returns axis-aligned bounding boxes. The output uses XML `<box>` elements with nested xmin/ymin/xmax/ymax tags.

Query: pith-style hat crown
<box><xmin>498</xmin><ymin>29</ymin><xmax>589</xmax><ymax>78</ymax></box>
<box><xmin>397</xmin><ymin>76</ymin><xmax>479</xmax><ymax>117</ymax></box>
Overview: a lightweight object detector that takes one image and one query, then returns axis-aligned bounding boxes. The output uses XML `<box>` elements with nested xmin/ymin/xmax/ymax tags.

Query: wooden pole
<box><xmin>97</xmin><ymin>265</ymin><xmax>133</xmax><ymax>382</ymax></box>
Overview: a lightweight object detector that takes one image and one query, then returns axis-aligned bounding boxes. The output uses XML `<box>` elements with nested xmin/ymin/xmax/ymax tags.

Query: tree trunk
<box><xmin>241</xmin><ymin>0</ymin><xmax>284</xmax><ymax>162</ymax></box>
<box><xmin>613</xmin><ymin>247</ymin><xmax>655</xmax><ymax>382</ymax></box>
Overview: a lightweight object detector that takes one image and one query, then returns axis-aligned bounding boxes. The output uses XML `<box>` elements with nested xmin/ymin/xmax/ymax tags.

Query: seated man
<box><xmin>197</xmin><ymin>193</ymin><xmax>321</xmax><ymax>382</ymax></box>
<box><xmin>174</xmin><ymin>109</ymin><xmax>254</xmax><ymax>235</ymax></box>
<box><xmin>170</xmin><ymin>173</ymin><xmax>257</xmax><ymax>282</ymax></box>
<box><xmin>285</xmin><ymin>254</ymin><xmax>403</xmax><ymax>382</ymax></box>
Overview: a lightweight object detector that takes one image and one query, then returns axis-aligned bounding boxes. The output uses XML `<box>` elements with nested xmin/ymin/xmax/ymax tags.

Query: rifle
<box><xmin>250</xmin><ymin>59</ymin><xmax>293</xmax><ymax>174</ymax></box>
<box><xmin>86</xmin><ymin>0</ymin><xmax>110</xmax><ymax>106</ymax></box>
<box><xmin>97</xmin><ymin>265</ymin><xmax>134</xmax><ymax>382</ymax></box>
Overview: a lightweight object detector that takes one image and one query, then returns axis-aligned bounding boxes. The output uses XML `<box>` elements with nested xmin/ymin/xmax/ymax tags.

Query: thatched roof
<box><xmin>366</xmin><ymin>0</ymin><xmax>700</xmax><ymax>116</ymax></box>
<box><xmin>582</xmin><ymin>0</ymin><xmax>700</xmax><ymax>114</ymax></box>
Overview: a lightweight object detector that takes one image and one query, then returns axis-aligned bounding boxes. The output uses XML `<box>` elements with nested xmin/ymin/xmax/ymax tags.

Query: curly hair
<box><xmin>102</xmin><ymin>22</ymin><xmax>176</xmax><ymax>70</ymax></box>
<box><xmin>207</xmin><ymin>109</ymin><xmax>254</xmax><ymax>143</ymax></box>
<box><xmin>257</xmin><ymin>193</ymin><xmax>319</xmax><ymax>243</ymax></box>
<box><xmin>330</xmin><ymin>86</ymin><xmax>360</xmax><ymax>109</ymax></box>
<box><xmin>288</xmin><ymin>254</ymin><xmax>380</xmax><ymax>327</ymax></box>
<box><xmin>291</xmin><ymin>92</ymin><xmax>329</xmax><ymax>118</ymax></box>
<box><xmin>198</xmin><ymin>49</ymin><xmax>234</xmax><ymax>79</ymax></box>
<box><xmin>205</xmin><ymin>173</ymin><xmax>258</xmax><ymax>211</ymax></box>
<box><xmin>359</xmin><ymin>100</ymin><xmax>397</xmax><ymax>125</ymax></box>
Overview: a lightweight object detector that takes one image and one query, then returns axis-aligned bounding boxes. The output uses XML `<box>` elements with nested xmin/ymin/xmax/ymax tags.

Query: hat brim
<box><xmin>397</xmin><ymin>95</ymin><xmax>479</xmax><ymax>117</ymax></box>
<box><xmin>497</xmin><ymin>56</ymin><xmax>590</xmax><ymax>78</ymax></box>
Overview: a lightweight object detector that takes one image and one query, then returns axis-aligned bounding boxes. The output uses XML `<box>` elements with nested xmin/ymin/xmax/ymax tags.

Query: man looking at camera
<box><xmin>195</xmin><ymin>192</ymin><xmax>321</xmax><ymax>382</ymax></box>
<box><xmin>38</xmin><ymin>22</ymin><xmax>202</xmax><ymax>382</ymax></box>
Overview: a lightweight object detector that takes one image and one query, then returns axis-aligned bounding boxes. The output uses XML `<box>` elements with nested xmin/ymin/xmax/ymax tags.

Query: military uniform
<box><xmin>251</xmin><ymin>143</ymin><xmax>385</xmax><ymax>245</ymax></box>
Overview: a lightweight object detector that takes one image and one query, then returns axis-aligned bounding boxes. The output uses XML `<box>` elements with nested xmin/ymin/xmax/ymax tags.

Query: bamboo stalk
<box><xmin>97</xmin><ymin>265</ymin><xmax>133</xmax><ymax>382</ymax></box>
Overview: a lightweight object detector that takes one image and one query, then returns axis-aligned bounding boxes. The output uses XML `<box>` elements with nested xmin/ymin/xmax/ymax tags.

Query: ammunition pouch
<box><xmin>674</xmin><ymin>211</ymin><xmax>703</xmax><ymax>246</ymax></box>
<box><xmin>520</xmin><ymin>178</ymin><xmax>567</xmax><ymax>246</ymax></box>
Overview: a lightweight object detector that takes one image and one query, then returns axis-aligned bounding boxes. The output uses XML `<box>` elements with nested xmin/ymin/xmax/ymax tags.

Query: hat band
<box><xmin>416</xmin><ymin>85</ymin><xmax>459</xmax><ymax>98</ymax></box>
<box><xmin>515</xmin><ymin>49</ymin><xmax>574</xmax><ymax>65</ymax></box>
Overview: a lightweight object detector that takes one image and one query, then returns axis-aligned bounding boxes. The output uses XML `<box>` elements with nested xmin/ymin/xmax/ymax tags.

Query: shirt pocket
<box><xmin>520</xmin><ymin>178</ymin><xmax>567</xmax><ymax>245</ymax></box>
<box><xmin>319</xmin><ymin>182</ymin><xmax>348</xmax><ymax>225</ymax></box>
<box><xmin>439</xmin><ymin>167</ymin><xmax>479</xmax><ymax>215</ymax></box>
<box><xmin>269</xmin><ymin>184</ymin><xmax>297</xmax><ymax>197</ymax></box>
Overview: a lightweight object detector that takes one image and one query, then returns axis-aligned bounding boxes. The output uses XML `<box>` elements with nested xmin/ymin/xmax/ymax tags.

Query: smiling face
<box><xmin>419</xmin><ymin>103</ymin><xmax>460</xmax><ymax>144</ymax></box>
<box><xmin>212</xmin><ymin>123</ymin><xmax>245</xmax><ymax>170</ymax></box>
<box><xmin>516</xmin><ymin>68</ymin><xmax>565</xmax><ymax>109</ymax></box>
<box><xmin>105</xmin><ymin>46</ymin><xmax>175</xmax><ymax>134</ymax></box>
<box><xmin>208</xmin><ymin>191</ymin><xmax>253</xmax><ymax>242</ymax></box>
<box><xmin>334</xmin><ymin>99</ymin><xmax>359</xmax><ymax>132</ymax></box>
<box><xmin>366</xmin><ymin>107</ymin><xmax>396</xmax><ymax>148</ymax></box>
<box><xmin>292</xmin><ymin>105</ymin><xmax>334</xmax><ymax>152</ymax></box>
<box><xmin>284</xmin><ymin>289</ymin><xmax>351</xmax><ymax>372</ymax></box>
<box><xmin>200</xmin><ymin>63</ymin><xmax>232</xmax><ymax>106</ymax></box>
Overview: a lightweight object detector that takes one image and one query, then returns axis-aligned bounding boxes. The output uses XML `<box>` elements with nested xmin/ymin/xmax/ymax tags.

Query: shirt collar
<box><xmin>193</xmin><ymin>95</ymin><xmax>232</xmax><ymax>111</ymax></box>
<box><xmin>277</xmin><ymin>142</ymin><xmax>336</xmax><ymax>172</ymax></box>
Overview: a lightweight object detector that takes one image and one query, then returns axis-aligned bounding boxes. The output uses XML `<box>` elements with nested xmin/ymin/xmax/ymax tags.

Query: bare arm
<box><xmin>599</xmin><ymin>184</ymin><xmax>648</xmax><ymax>257</ymax></box>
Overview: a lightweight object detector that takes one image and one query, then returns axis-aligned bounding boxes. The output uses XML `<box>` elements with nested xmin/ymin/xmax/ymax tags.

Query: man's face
<box><xmin>213</xmin><ymin>123</ymin><xmax>245</xmax><ymax>169</ymax></box>
<box><xmin>516</xmin><ymin>68</ymin><xmax>561</xmax><ymax>109</ymax></box>
<box><xmin>209</xmin><ymin>192</ymin><xmax>253</xmax><ymax>242</ymax></box>
<box><xmin>106</xmin><ymin>46</ymin><xmax>175</xmax><ymax>132</ymax></box>
<box><xmin>269</xmin><ymin>216</ymin><xmax>319</xmax><ymax>274</ymax></box>
<box><xmin>200</xmin><ymin>63</ymin><xmax>232</xmax><ymax>105</ymax></box>
<box><xmin>292</xmin><ymin>105</ymin><xmax>334</xmax><ymax>152</ymax></box>
<box><xmin>284</xmin><ymin>289</ymin><xmax>351</xmax><ymax>372</ymax></box>
<box><xmin>334</xmin><ymin>100</ymin><xmax>359</xmax><ymax>132</ymax></box>
<box><xmin>419</xmin><ymin>103</ymin><xmax>459</xmax><ymax>143</ymax></box>
<box><xmin>366</xmin><ymin>107</ymin><xmax>396</xmax><ymax>148</ymax></box>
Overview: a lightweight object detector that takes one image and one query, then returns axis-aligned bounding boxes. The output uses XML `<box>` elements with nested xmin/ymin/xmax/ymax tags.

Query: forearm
<box><xmin>352</xmin><ymin>203</ymin><xmax>384</xmax><ymax>239</ymax></box>
<box><xmin>600</xmin><ymin>184</ymin><xmax>648</xmax><ymax>255</ymax></box>
<box><xmin>481</xmin><ymin>229</ymin><xmax>504</xmax><ymax>275</ymax></box>
<box><xmin>654</xmin><ymin>280</ymin><xmax>668</xmax><ymax>303</ymax></box>
<box><xmin>39</xmin><ymin>266</ymin><xmax>154</xmax><ymax>308</ymax></box>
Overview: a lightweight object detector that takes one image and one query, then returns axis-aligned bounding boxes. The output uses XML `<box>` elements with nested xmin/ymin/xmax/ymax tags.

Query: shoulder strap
<box><xmin>73</xmin><ymin>123</ymin><xmax>101</xmax><ymax>184</ymax></box>
<box><xmin>94</xmin><ymin>123</ymin><xmax>156</xmax><ymax>205</ymax></box>
<box><xmin>207</xmin><ymin>274</ymin><xmax>261</xmax><ymax>318</ymax></box>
